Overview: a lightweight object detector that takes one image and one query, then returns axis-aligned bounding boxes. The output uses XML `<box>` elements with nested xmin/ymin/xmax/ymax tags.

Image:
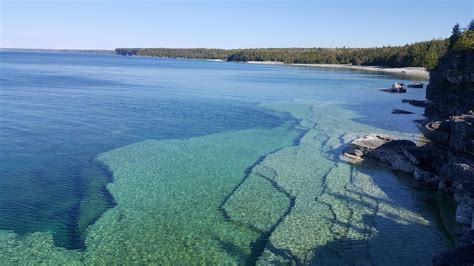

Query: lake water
<box><xmin>0</xmin><ymin>51</ymin><xmax>455</xmax><ymax>264</ymax></box>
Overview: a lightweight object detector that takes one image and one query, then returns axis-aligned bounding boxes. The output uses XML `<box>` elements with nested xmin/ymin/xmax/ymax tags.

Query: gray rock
<box><xmin>392</xmin><ymin>82</ymin><xmax>403</xmax><ymax>90</ymax></box>
<box><xmin>392</xmin><ymin>109</ymin><xmax>414</xmax><ymax>114</ymax></box>
<box><xmin>382</xmin><ymin>153</ymin><xmax>415</xmax><ymax>173</ymax></box>
<box><xmin>407</xmin><ymin>82</ymin><xmax>424</xmax><ymax>88</ymax></box>
<box><xmin>425</xmin><ymin>49</ymin><xmax>474</xmax><ymax>119</ymax></box>
<box><xmin>344</xmin><ymin>134</ymin><xmax>416</xmax><ymax>173</ymax></box>
<box><xmin>438</xmin><ymin>179</ymin><xmax>448</xmax><ymax>190</ymax></box>
<box><xmin>345</xmin><ymin>134</ymin><xmax>393</xmax><ymax>154</ymax></box>
<box><xmin>456</xmin><ymin>201</ymin><xmax>473</xmax><ymax>227</ymax></box>
<box><xmin>413</xmin><ymin>119</ymin><xmax>428</xmax><ymax>124</ymax></box>
<box><xmin>449</xmin><ymin>158</ymin><xmax>474</xmax><ymax>198</ymax></box>
<box><xmin>433</xmin><ymin>243</ymin><xmax>474</xmax><ymax>266</ymax></box>
<box><xmin>449</xmin><ymin>115</ymin><xmax>474</xmax><ymax>152</ymax></box>
<box><xmin>381</xmin><ymin>82</ymin><xmax>407</xmax><ymax>93</ymax></box>
<box><xmin>402</xmin><ymin>148</ymin><xmax>421</xmax><ymax>165</ymax></box>
<box><xmin>402</xmin><ymin>99</ymin><xmax>429</xmax><ymax>107</ymax></box>
<box><xmin>414</xmin><ymin>167</ymin><xmax>432</xmax><ymax>182</ymax></box>
<box><xmin>426</xmin><ymin>175</ymin><xmax>441</xmax><ymax>185</ymax></box>
<box><xmin>422</xmin><ymin>121</ymin><xmax>450</xmax><ymax>144</ymax></box>
<box><xmin>469</xmin><ymin>140</ymin><xmax>474</xmax><ymax>155</ymax></box>
<box><xmin>424</xmin><ymin>49</ymin><xmax>474</xmax><ymax>264</ymax></box>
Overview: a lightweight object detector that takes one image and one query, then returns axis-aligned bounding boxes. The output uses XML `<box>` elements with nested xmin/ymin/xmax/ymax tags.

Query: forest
<box><xmin>116</xmin><ymin>39</ymin><xmax>448</xmax><ymax>69</ymax></box>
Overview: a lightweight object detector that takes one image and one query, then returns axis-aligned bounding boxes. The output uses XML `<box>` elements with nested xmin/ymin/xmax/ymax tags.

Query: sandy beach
<box><xmin>247</xmin><ymin>61</ymin><xmax>429</xmax><ymax>79</ymax></box>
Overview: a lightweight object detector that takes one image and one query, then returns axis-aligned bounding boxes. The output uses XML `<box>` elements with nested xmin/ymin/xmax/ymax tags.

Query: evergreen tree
<box><xmin>469</xmin><ymin>19</ymin><xmax>474</xmax><ymax>31</ymax></box>
<box><xmin>449</xmin><ymin>23</ymin><xmax>462</xmax><ymax>48</ymax></box>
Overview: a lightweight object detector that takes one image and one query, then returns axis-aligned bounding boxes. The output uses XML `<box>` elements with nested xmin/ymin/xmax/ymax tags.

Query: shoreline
<box><xmin>1</xmin><ymin>50</ymin><xmax>428</xmax><ymax>79</ymax></box>
<box><xmin>247</xmin><ymin>61</ymin><xmax>429</xmax><ymax>79</ymax></box>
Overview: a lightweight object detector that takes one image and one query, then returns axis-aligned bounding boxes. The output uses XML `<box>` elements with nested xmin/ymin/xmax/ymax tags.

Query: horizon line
<box><xmin>0</xmin><ymin>38</ymin><xmax>448</xmax><ymax>52</ymax></box>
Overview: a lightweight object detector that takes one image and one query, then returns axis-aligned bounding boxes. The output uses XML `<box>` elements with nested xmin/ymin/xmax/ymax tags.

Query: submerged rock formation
<box><xmin>402</xmin><ymin>99</ymin><xmax>429</xmax><ymax>108</ymax></box>
<box><xmin>392</xmin><ymin>109</ymin><xmax>414</xmax><ymax>114</ymax></box>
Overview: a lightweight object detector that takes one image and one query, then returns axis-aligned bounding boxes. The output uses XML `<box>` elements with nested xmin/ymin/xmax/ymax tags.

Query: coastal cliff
<box><xmin>425</xmin><ymin>29</ymin><xmax>474</xmax><ymax>265</ymax></box>
<box><xmin>344</xmin><ymin>27</ymin><xmax>474</xmax><ymax>265</ymax></box>
<box><xmin>426</xmin><ymin>48</ymin><xmax>474</xmax><ymax>118</ymax></box>
<box><xmin>423</xmin><ymin>114</ymin><xmax>474</xmax><ymax>265</ymax></box>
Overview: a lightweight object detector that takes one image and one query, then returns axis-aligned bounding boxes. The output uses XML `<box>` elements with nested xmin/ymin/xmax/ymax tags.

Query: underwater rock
<box><xmin>402</xmin><ymin>99</ymin><xmax>429</xmax><ymax>108</ymax></box>
<box><xmin>392</xmin><ymin>109</ymin><xmax>414</xmax><ymax>114</ymax></box>
<box><xmin>407</xmin><ymin>82</ymin><xmax>424</xmax><ymax>88</ymax></box>
<box><xmin>413</xmin><ymin>119</ymin><xmax>428</xmax><ymax>124</ymax></box>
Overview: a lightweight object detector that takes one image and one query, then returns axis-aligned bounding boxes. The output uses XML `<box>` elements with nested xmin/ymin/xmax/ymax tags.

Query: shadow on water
<box><xmin>343</xmin><ymin>101</ymin><xmax>426</xmax><ymax>134</ymax></box>
<box><xmin>217</xmin><ymin>124</ymin><xmax>307</xmax><ymax>264</ymax></box>
<box><xmin>310</xmin><ymin>159</ymin><xmax>456</xmax><ymax>265</ymax></box>
<box><xmin>356</xmin><ymin>158</ymin><xmax>460</xmax><ymax>244</ymax></box>
<box><xmin>63</xmin><ymin>160</ymin><xmax>117</xmax><ymax>249</ymax></box>
<box><xmin>245</xmin><ymin>185</ymin><xmax>298</xmax><ymax>265</ymax></box>
<box><xmin>309</xmin><ymin>214</ymin><xmax>424</xmax><ymax>265</ymax></box>
<box><xmin>214</xmin><ymin>236</ymin><xmax>247</xmax><ymax>261</ymax></box>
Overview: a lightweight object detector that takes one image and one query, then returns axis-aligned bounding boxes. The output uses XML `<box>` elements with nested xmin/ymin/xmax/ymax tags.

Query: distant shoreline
<box><xmin>0</xmin><ymin>48</ymin><xmax>114</xmax><ymax>54</ymax></box>
<box><xmin>0</xmin><ymin>48</ymin><xmax>429</xmax><ymax>79</ymax></box>
<box><xmin>247</xmin><ymin>61</ymin><xmax>429</xmax><ymax>79</ymax></box>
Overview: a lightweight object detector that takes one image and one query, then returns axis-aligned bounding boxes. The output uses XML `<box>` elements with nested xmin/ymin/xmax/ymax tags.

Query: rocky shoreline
<box><xmin>343</xmin><ymin>117</ymin><xmax>474</xmax><ymax>265</ymax></box>
<box><xmin>343</xmin><ymin>31</ymin><xmax>474</xmax><ymax>265</ymax></box>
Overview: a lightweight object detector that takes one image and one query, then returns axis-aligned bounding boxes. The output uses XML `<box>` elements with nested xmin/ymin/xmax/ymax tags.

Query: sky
<box><xmin>0</xmin><ymin>0</ymin><xmax>472</xmax><ymax>49</ymax></box>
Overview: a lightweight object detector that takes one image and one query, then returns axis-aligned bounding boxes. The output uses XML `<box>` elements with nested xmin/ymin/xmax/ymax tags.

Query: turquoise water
<box><xmin>0</xmin><ymin>51</ymin><xmax>454</xmax><ymax>264</ymax></box>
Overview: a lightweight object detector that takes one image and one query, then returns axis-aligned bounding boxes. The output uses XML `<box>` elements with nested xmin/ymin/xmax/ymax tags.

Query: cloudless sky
<box><xmin>0</xmin><ymin>0</ymin><xmax>472</xmax><ymax>49</ymax></box>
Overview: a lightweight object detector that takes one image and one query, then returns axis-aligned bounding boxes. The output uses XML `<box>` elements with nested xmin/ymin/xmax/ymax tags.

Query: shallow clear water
<box><xmin>0</xmin><ymin>51</ymin><xmax>453</xmax><ymax>264</ymax></box>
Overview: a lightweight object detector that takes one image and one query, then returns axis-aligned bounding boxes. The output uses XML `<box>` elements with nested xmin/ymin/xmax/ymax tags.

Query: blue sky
<box><xmin>0</xmin><ymin>0</ymin><xmax>472</xmax><ymax>49</ymax></box>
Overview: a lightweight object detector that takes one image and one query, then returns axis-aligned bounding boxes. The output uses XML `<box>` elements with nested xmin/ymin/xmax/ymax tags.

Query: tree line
<box><xmin>115</xmin><ymin>48</ymin><xmax>231</xmax><ymax>59</ymax></box>
<box><xmin>448</xmin><ymin>20</ymin><xmax>474</xmax><ymax>53</ymax></box>
<box><xmin>225</xmin><ymin>41</ymin><xmax>448</xmax><ymax>69</ymax></box>
<box><xmin>116</xmin><ymin>25</ymin><xmax>473</xmax><ymax>70</ymax></box>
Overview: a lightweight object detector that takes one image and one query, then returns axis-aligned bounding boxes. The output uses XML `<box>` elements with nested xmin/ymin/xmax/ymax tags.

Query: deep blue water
<box><xmin>0</xmin><ymin>51</ymin><xmax>426</xmax><ymax>249</ymax></box>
